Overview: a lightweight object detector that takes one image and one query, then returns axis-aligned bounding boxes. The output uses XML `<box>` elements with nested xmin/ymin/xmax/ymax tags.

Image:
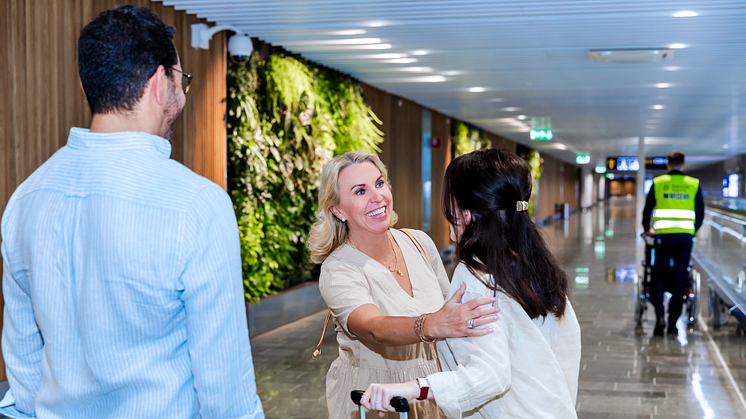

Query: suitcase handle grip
<box><xmin>350</xmin><ymin>390</ymin><xmax>410</xmax><ymax>413</ymax></box>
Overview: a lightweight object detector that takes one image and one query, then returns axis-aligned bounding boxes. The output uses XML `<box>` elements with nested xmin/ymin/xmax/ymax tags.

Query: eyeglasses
<box><xmin>172</xmin><ymin>67</ymin><xmax>192</xmax><ymax>94</ymax></box>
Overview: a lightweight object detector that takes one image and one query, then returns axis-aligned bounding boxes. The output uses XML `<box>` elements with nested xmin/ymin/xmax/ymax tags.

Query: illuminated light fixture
<box><xmin>516</xmin><ymin>115</ymin><xmax>527</xmax><ymax>120</ymax></box>
<box><xmin>673</xmin><ymin>11</ymin><xmax>698</xmax><ymax>17</ymax></box>
<box><xmin>412</xmin><ymin>50</ymin><xmax>429</xmax><ymax>55</ymax></box>
<box><xmin>488</xmin><ymin>97</ymin><xmax>504</xmax><ymax>102</ymax></box>
<box><xmin>328</xmin><ymin>29</ymin><xmax>367</xmax><ymax>35</ymax></box>
<box><xmin>502</xmin><ymin>107</ymin><xmax>520</xmax><ymax>112</ymax></box>
<box><xmin>724</xmin><ymin>144</ymin><xmax>730</xmax><ymax>149</ymax></box>
<box><xmin>407</xmin><ymin>76</ymin><xmax>447</xmax><ymax>83</ymax></box>
<box><xmin>382</xmin><ymin>58</ymin><xmax>417</xmax><ymax>64</ymax></box>
<box><xmin>587</xmin><ymin>48</ymin><xmax>673</xmax><ymax>62</ymax></box>
<box><xmin>530</xmin><ymin>129</ymin><xmax>553</xmax><ymax>140</ymax></box>
<box><xmin>595</xmin><ymin>166</ymin><xmax>607</xmax><ymax>174</ymax></box>
<box><xmin>442</xmin><ymin>70</ymin><xmax>465</xmax><ymax>76</ymax></box>
<box><xmin>468</xmin><ymin>87</ymin><xmax>486</xmax><ymax>93</ymax></box>
<box><xmin>652</xmin><ymin>104</ymin><xmax>664</xmax><ymax>110</ymax></box>
<box><xmin>662</xmin><ymin>66</ymin><xmax>681</xmax><ymax>71</ymax></box>
<box><xmin>284</xmin><ymin>38</ymin><xmax>382</xmax><ymax>45</ymax></box>
<box><xmin>358</xmin><ymin>43</ymin><xmax>392</xmax><ymax>50</ymax></box>
<box><xmin>359</xmin><ymin>53</ymin><xmax>405</xmax><ymax>59</ymax></box>
<box><xmin>669</xmin><ymin>43</ymin><xmax>687</xmax><ymax>49</ymax></box>
<box><xmin>656</xmin><ymin>83</ymin><xmax>670</xmax><ymax>89</ymax></box>
<box><xmin>555</xmin><ymin>143</ymin><xmax>567</xmax><ymax>150</ymax></box>
<box><xmin>576</xmin><ymin>155</ymin><xmax>591</xmax><ymax>165</ymax></box>
<box><xmin>397</xmin><ymin>67</ymin><xmax>433</xmax><ymax>73</ymax></box>
<box><xmin>366</xmin><ymin>21</ymin><xmax>389</xmax><ymax>27</ymax></box>
<box><xmin>574</xmin><ymin>276</ymin><xmax>589</xmax><ymax>284</ymax></box>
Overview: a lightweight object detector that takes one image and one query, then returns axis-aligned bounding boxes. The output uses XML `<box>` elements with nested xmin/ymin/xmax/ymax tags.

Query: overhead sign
<box><xmin>595</xmin><ymin>166</ymin><xmax>607</xmax><ymax>173</ymax></box>
<box><xmin>530</xmin><ymin>129</ymin><xmax>553</xmax><ymax>140</ymax></box>
<box><xmin>576</xmin><ymin>155</ymin><xmax>591</xmax><ymax>164</ymax></box>
<box><xmin>607</xmin><ymin>156</ymin><xmax>669</xmax><ymax>171</ymax></box>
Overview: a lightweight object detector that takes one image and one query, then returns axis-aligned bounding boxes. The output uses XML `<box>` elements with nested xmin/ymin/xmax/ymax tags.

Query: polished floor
<box><xmin>252</xmin><ymin>197</ymin><xmax>746</xmax><ymax>419</ymax></box>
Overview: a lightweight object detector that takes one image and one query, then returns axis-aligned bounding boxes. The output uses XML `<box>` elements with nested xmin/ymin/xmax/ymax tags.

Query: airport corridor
<box><xmin>251</xmin><ymin>197</ymin><xmax>746</xmax><ymax>419</ymax></box>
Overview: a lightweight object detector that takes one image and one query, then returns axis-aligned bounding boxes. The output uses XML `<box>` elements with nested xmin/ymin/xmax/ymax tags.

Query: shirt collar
<box><xmin>66</xmin><ymin>127</ymin><xmax>172</xmax><ymax>159</ymax></box>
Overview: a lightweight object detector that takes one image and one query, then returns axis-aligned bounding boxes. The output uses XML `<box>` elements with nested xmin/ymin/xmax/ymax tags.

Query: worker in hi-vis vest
<box><xmin>642</xmin><ymin>151</ymin><xmax>704</xmax><ymax>336</ymax></box>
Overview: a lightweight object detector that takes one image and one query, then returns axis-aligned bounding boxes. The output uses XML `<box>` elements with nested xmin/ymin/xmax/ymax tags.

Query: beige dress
<box><xmin>428</xmin><ymin>263</ymin><xmax>581</xmax><ymax>418</ymax></box>
<box><xmin>319</xmin><ymin>229</ymin><xmax>450</xmax><ymax>419</ymax></box>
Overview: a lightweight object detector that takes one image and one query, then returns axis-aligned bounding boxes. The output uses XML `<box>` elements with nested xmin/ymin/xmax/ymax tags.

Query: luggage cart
<box><xmin>351</xmin><ymin>390</ymin><xmax>410</xmax><ymax>419</ymax></box>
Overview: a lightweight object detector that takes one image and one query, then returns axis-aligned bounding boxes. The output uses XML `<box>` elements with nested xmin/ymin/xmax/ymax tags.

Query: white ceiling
<box><xmin>161</xmin><ymin>0</ymin><xmax>746</xmax><ymax>169</ymax></box>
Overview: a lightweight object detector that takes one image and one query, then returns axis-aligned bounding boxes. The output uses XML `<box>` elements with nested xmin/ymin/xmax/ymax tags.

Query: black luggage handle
<box><xmin>351</xmin><ymin>390</ymin><xmax>410</xmax><ymax>413</ymax></box>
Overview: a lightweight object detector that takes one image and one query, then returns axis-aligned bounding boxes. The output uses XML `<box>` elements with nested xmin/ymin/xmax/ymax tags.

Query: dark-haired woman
<box><xmin>361</xmin><ymin>148</ymin><xmax>581</xmax><ymax>418</ymax></box>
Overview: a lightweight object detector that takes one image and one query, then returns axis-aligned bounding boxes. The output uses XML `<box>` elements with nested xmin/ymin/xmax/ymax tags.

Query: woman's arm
<box><xmin>361</xmin><ymin>322</ymin><xmax>511</xmax><ymax>418</ymax></box>
<box><xmin>347</xmin><ymin>282</ymin><xmax>499</xmax><ymax>346</ymax></box>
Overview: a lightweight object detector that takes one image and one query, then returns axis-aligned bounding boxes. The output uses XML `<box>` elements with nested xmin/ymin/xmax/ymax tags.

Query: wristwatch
<box><xmin>416</xmin><ymin>377</ymin><xmax>430</xmax><ymax>400</ymax></box>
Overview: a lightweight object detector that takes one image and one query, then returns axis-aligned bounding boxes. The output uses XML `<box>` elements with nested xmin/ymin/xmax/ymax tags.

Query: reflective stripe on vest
<box><xmin>652</xmin><ymin>209</ymin><xmax>695</xmax><ymax>220</ymax></box>
<box><xmin>652</xmin><ymin>174</ymin><xmax>699</xmax><ymax>235</ymax></box>
<box><xmin>653</xmin><ymin>220</ymin><xmax>695</xmax><ymax>231</ymax></box>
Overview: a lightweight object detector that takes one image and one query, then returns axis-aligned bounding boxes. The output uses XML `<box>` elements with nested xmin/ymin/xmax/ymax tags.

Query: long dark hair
<box><xmin>442</xmin><ymin>149</ymin><xmax>568</xmax><ymax>319</ymax></box>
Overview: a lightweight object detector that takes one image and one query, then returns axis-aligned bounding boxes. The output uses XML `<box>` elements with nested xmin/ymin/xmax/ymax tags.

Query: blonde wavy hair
<box><xmin>308</xmin><ymin>151</ymin><xmax>398</xmax><ymax>264</ymax></box>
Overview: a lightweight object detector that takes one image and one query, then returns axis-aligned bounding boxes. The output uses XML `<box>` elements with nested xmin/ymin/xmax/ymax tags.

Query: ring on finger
<box><xmin>361</xmin><ymin>394</ymin><xmax>370</xmax><ymax>402</ymax></box>
<box><xmin>375</xmin><ymin>400</ymin><xmax>382</xmax><ymax>404</ymax></box>
<box><xmin>467</xmin><ymin>318</ymin><xmax>475</xmax><ymax>329</ymax></box>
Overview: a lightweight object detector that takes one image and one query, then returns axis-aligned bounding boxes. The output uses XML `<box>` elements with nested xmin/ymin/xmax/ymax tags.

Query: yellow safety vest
<box><xmin>652</xmin><ymin>174</ymin><xmax>699</xmax><ymax>235</ymax></box>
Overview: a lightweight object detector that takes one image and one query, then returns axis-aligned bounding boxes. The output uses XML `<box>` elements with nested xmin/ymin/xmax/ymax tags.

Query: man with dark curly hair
<box><xmin>0</xmin><ymin>5</ymin><xmax>264</xmax><ymax>418</ymax></box>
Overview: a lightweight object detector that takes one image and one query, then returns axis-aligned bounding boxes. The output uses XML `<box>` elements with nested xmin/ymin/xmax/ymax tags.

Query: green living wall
<box><xmin>450</xmin><ymin>119</ymin><xmax>491</xmax><ymax>158</ymax></box>
<box><xmin>227</xmin><ymin>54</ymin><xmax>383</xmax><ymax>302</ymax></box>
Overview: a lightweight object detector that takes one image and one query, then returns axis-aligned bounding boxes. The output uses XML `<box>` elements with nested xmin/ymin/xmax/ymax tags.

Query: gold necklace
<box><xmin>387</xmin><ymin>233</ymin><xmax>404</xmax><ymax>277</ymax></box>
<box><xmin>347</xmin><ymin>232</ymin><xmax>403</xmax><ymax>277</ymax></box>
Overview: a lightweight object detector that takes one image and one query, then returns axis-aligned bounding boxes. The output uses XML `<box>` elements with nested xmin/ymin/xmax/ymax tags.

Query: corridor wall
<box><xmin>688</xmin><ymin>155</ymin><xmax>746</xmax><ymax>197</ymax></box>
<box><xmin>535</xmin><ymin>153</ymin><xmax>581</xmax><ymax>220</ymax></box>
<box><xmin>0</xmin><ymin>0</ymin><xmax>227</xmax><ymax>382</ymax></box>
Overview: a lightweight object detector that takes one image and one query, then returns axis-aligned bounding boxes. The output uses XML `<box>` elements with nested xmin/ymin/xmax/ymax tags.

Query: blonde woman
<box><xmin>308</xmin><ymin>151</ymin><xmax>499</xmax><ymax>419</ymax></box>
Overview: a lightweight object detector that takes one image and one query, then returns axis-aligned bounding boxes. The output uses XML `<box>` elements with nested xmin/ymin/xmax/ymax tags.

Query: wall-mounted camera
<box><xmin>191</xmin><ymin>23</ymin><xmax>253</xmax><ymax>63</ymax></box>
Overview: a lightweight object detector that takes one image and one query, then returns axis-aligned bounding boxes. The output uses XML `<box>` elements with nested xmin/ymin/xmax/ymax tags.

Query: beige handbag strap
<box><xmin>312</xmin><ymin>229</ymin><xmax>433</xmax><ymax>359</ymax></box>
<box><xmin>312</xmin><ymin>310</ymin><xmax>333</xmax><ymax>359</ymax></box>
<box><xmin>400</xmin><ymin>228</ymin><xmax>434</xmax><ymax>272</ymax></box>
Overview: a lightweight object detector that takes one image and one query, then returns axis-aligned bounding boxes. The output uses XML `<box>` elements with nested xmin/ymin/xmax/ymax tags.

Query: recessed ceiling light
<box><xmin>442</xmin><ymin>70</ymin><xmax>465</xmax><ymax>76</ymax></box>
<box><xmin>358</xmin><ymin>53</ymin><xmax>405</xmax><ymax>59</ymax></box>
<box><xmin>516</xmin><ymin>115</ymin><xmax>527</xmax><ymax>120</ymax></box>
<box><xmin>328</xmin><ymin>29</ymin><xmax>367</xmax><ymax>36</ymax></box>
<box><xmin>285</xmin><ymin>38</ymin><xmax>381</xmax><ymax>45</ymax></box>
<box><xmin>662</xmin><ymin>66</ymin><xmax>681</xmax><ymax>71</ymax></box>
<box><xmin>502</xmin><ymin>107</ymin><xmax>520</xmax><ymax>112</ymax></box>
<box><xmin>397</xmin><ymin>67</ymin><xmax>433</xmax><ymax>73</ymax></box>
<box><xmin>556</xmin><ymin>143</ymin><xmax>567</xmax><ymax>150</ymax></box>
<box><xmin>669</xmin><ymin>43</ymin><xmax>687</xmax><ymax>49</ymax></box>
<box><xmin>724</xmin><ymin>144</ymin><xmax>730</xmax><ymax>149</ymax></box>
<box><xmin>673</xmin><ymin>11</ymin><xmax>698</xmax><ymax>18</ymax></box>
<box><xmin>488</xmin><ymin>98</ymin><xmax>504</xmax><ymax>102</ymax></box>
<box><xmin>468</xmin><ymin>87</ymin><xmax>486</xmax><ymax>93</ymax></box>
<box><xmin>382</xmin><ymin>58</ymin><xmax>417</xmax><ymax>64</ymax></box>
<box><xmin>366</xmin><ymin>21</ymin><xmax>389</xmax><ymax>27</ymax></box>
<box><xmin>412</xmin><ymin>50</ymin><xmax>429</xmax><ymax>56</ymax></box>
<box><xmin>652</xmin><ymin>105</ymin><xmax>664</xmax><ymax>110</ymax></box>
<box><xmin>358</xmin><ymin>44</ymin><xmax>392</xmax><ymax>50</ymax></box>
<box><xmin>408</xmin><ymin>76</ymin><xmax>446</xmax><ymax>83</ymax></box>
<box><xmin>656</xmin><ymin>83</ymin><xmax>670</xmax><ymax>89</ymax></box>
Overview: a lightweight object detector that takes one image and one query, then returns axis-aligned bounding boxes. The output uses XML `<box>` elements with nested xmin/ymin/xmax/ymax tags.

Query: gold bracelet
<box><xmin>414</xmin><ymin>313</ymin><xmax>436</xmax><ymax>343</ymax></box>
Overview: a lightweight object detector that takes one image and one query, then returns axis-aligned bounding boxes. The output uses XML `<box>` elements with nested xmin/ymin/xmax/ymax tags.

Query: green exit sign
<box><xmin>530</xmin><ymin>129</ymin><xmax>553</xmax><ymax>140</ymax></box>
<box><xmin>576</xmin><ymin>155</ymin><xmax>591</xmax><ymax>164</ymax></box>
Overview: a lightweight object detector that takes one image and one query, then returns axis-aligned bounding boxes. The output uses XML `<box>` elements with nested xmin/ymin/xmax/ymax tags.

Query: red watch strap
<box><xmin>417</xmin><ymin>378</ymin><xmax>429</xmax><ymax>400</ymax></box>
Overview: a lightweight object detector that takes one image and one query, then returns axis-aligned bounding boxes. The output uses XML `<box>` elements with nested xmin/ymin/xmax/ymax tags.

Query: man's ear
<box><xmin>148</xmin><ymin>65</ymin><xmax>168</xmax><ymax>106</ymax></box>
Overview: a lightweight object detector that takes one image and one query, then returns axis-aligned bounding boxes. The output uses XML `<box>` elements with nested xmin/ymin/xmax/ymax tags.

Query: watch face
<box><xmin>417</xmin><ymin>377</ymin><xmax>429</xmax><ymax>388</ymax></box>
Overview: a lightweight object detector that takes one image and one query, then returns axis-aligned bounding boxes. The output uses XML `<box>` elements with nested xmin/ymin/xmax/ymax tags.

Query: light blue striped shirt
<box><xmin>0</xmin><ymin>128</ymin><xmax>264</xmax><ymax>419</ymax></box>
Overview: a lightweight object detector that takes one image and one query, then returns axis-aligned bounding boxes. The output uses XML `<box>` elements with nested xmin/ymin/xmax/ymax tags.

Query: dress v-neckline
<box><xmin>346</xmin><ymin>229</ymin><xmax>417</xmax><ymax>299</ymax></box>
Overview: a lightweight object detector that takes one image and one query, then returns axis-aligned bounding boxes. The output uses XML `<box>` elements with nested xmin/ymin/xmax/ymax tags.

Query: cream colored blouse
<box><xmin>428</xmin><ymin>263</ymin><xmax>581</xmax><ymax>419</ymax></box>
<box><xmin>319</xmin><ymin>229</ymin><xmax>450</xmax><ymax>419</ymax></box>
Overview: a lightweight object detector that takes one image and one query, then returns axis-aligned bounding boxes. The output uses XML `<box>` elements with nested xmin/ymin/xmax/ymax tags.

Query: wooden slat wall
<box><xmin>537</xmin><ymin>153</ymin><xmax>562</xmax><ymax>220</ymax></box>
<box><xmin>485</xmin><ymin>131</ymin><xmax>518</xmax><ymax>154</ymax></box>
<box><xmin>429</xmin><ymin>112</ymin><xmax>452</xmax><ymax>249</ymax></box>
<box><xmin>0</xmin><ymin>0</ymin><xmax>226</xmax><ymax>382</ymax></box>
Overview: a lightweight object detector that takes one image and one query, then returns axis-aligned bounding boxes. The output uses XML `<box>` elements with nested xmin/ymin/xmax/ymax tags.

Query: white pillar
<box><xmin>597</xmin><ymin>176</ymin><xmax>606</xmax><ymax>201</ymax></box>
<box><xmin>580</xmin><ymin>165</ymin><xmax>593</xmax><ymax>208</ymax></box>
<box><xmin>635</xmin><ymin>136</ymin><xmax>646</xmax><ymax>234</ymax></box>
